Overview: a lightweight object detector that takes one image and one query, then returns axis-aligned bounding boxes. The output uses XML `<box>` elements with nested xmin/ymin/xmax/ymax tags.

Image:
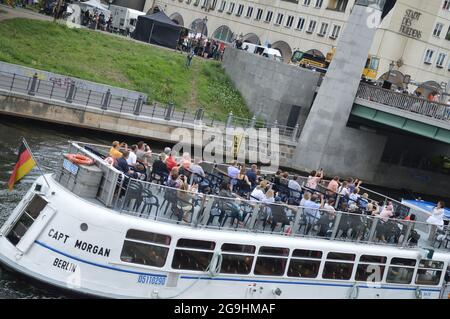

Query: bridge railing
<box><xmin>0</xmin><ymin>70</ymin><xmax>300</xmax><ymax>141</ymax></box>
<box><xmin>356</xmin><ymin>83</ymin><xmax>450</xmax><ymax>122</ymax></box>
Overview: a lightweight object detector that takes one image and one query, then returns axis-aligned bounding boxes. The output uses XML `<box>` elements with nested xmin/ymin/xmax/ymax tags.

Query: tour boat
<box><xmin>0</xmin><ymin>141</ymin><xmax>449</xmax><ymax>299</ymax></box>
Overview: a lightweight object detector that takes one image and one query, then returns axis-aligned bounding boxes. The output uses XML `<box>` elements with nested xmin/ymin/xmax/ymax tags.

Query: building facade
<box><xmin>145</xmin><ymin>0</ymin><xmax>450</xmax><ymax>92</ymax></box>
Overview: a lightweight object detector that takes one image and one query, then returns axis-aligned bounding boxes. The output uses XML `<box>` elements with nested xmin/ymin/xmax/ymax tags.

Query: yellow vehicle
<box><xmin>327</xmin><ymin>47</ymin><xmax>380</xmax><ymax>80</ymax></box>
<box><xmin>362</xmin><ymin>56</ymin><xmax>380</xmax><ymax>81</ymax></box>
<box><xmin>290</xmin><ymin>51</ymin><xmax>329</xmax><ymax>74</ymax></box>
<box><xmin>292</xmin><ymin>47</ymin><xmax>380</xmax><ymax>80</ymax></box>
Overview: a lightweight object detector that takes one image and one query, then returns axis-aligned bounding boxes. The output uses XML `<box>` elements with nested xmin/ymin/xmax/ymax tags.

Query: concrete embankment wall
<box><xmin>0</xmin><ymin>61</ymin><xmax>146</xmax><ymax>100</ymax></box>
<box><xmin>0</xmin><ymin>90</ymin><xmax>297</xmax><ymax>167</ymax></box>
<box><xmin>222</xmin><ymin>48</ymin><xmax>320</xmax><ymax>127</ymax></box>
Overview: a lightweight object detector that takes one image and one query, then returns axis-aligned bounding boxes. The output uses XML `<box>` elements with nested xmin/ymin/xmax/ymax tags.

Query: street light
<box><xmin>388</xmin><ymin>60</ymin><xmax>395</xmax><ymax>81</ymax></box>
<box><xmin>201</xmin><ymin>16</ymin><xmax>208</xmax><ymax>38</ymax></box>
<box><xmin>108</xmin><ymin>0</ymin><xmax>113</xmax><ymax>10</ymax></box>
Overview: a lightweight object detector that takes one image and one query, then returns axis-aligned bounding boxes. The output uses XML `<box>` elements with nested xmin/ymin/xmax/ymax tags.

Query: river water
<box><xmin>0</xmin><ymin>116</ymin><xmax>167</xmax><ymax>298</ymax></box>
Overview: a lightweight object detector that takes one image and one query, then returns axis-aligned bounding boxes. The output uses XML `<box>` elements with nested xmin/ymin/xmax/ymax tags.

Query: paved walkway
<box><xmin>0</xmin><ymin>4</ymin><xmax>53</xmax><ymax>22</ymax></box>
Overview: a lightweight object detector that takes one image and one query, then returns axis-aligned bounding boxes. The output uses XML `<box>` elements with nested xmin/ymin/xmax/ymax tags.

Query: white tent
<box><xmin>78</xmin><ymin>0</ymin><xmax>110</xmax><ymax>16</ymax></box>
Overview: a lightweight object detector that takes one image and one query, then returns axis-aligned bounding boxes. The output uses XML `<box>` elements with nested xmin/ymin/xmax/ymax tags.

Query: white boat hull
<box><xmin>0</xmin><ymin>175</ymin><xmax>447</xmax><ymax>299</ymax></box>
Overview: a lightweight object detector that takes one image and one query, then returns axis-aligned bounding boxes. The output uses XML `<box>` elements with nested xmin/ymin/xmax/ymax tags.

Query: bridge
<box><xmin>352</xmin><ymin>83</ymin><xmax>450</xmax><ymax>144</ymax></box>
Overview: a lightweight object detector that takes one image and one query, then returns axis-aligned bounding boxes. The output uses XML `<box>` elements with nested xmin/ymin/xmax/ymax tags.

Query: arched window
<box><xmin>190</xmin><ymin>19</ymin><xmax>208</xmax><ymax>37</ymax></box>
<box><xmin>213</xmin><ymin>25</ymin><xmax>234</xmax><ymax>43</ymax></box>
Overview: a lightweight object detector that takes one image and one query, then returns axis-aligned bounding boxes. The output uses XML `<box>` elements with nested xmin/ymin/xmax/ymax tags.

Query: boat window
<box><xmin>418</xmin><ymin>260</ymin><xmax>444</xmax><ymax>270</ymax></box>
<box><xmin>126</xmin><ymin>229</ymin><xmax>171</xmax><ymax>245</ymax></box>
<box><xmin>355</xmin><ymin>255</ymin><xmax>387</xmax><ymax>282</ymax></box>
<box><xmin>120</xmin><ymin>240</ymin><xmax>169</xmax><ymax>268</ymax></box>
<box><xmin>292</xmin><ymin>249</ymin><xmax>322</xmax><ymax>259</ymax></box>
<box><xmin>222</xmin><ymin>243</ymin><xmax>256</xmax><ymax>254</ymax></box>
<box><xmin>360</xmin><ymin>255</ymin><xmax>387</xmax><ymax>264</ymax></box>
<box><xmin>177</xmin><ymin>239</ymin><xmax>215</xmax><ymax>250</ymax></box>
<box><xmin>327</xmin><ymin>252</ymin><xmax>356</xmax><ymax>261</ymax></box>
<box><xmin>390</xmin><ymin>258</ymin><xmax>416</xmax><ymax>267</ymax></box>
<box><xmin>25</xmin><ymin>195</ymin><xmax>48</xmax><ymax>219</ymax></box>
<box><xmin>415</xmin><ymin>260</ymin><xmax>445</xmax><ymax>286</ymax></box>
<box><xmin>322</xmin><ymin>262</ymin><xmax>354</xmax><ymax>280</ymax></box>
<box><xmin>254</xmin><ymin>257</ymin><xmax>287</xmax><ymax>276</ymax></box>
<box><xmin>259</xmin><ymin>246</ymin><xmax>290</xmax><ymax>257</ymax></box>
<box><xmin>415</xmin><ymin>269</ymin><xmax>442</xmax><ymax>286</ymax></box>
<box><xmin>6</xmin><ymin>195</ymin><xmax>48</xmax><ymax>246</ymax></box>
<box><xmin>288</xmin><ymin>259</ymin><xmax>321</xmax><ymax>278</ymax></box>
<box><xmin>355</xmin><ymin>264</ymin><xmax>385</xmax><ymax>282</ymax></box>
<box><xmin>218</xmin><ymin>243</ymin><xmax>255</xmax><ymax>275</ymax></box>
<box><xmin>171</xmin><ymin>250</ymin><xmax>213</xmax><ymax>271</ymax></box>
<box><xmin>386</xmin><ymin>267</ymin><xmax>414</xmax><ymax>284</ymax></box>
<box><xmin>220</xmin><ymin>255</ymin><xmax>254</xmax><ymax>275</ymax></box>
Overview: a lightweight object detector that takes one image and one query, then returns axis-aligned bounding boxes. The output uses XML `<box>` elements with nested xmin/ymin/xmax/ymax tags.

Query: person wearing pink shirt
<box><xmin>327</xmin><ymin>176</ymin><xmax>340</xmax><ymax>195</ymax></box>
<box><xmin>306</xmin><ymin>169</ymin><xmax>324</xmax><ymax>190</ymax></box>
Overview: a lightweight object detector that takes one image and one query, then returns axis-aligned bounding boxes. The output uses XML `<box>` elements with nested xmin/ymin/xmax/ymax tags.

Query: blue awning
<box><xmin>402</xmin><ymin>199</ymin><xmax>450</xmax><ymax>219</ymax></box>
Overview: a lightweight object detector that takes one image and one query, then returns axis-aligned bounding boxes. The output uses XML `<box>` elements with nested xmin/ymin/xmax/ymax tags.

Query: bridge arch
<box><xmin>169</xmin><ymin>13</ymin><xmax>184</xmax><ymax>26</ymax></box>
<box><xmin>271</xmin><ymin>40</ymin><xmax>292</xmax><ymax>60</ymax></box>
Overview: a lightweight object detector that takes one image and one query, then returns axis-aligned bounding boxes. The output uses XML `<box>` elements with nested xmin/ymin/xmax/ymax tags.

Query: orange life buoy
<box><xmin>65</xmin><ymin>153</ymin><xmax>94</xmax><ymax>166</ymax></box>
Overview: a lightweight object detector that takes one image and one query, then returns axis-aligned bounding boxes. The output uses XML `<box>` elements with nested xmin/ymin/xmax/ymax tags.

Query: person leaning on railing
<box><xmin>426</xmin><ymin>201</ymin><xmax>446</xmax><ymax>244</ymax></box>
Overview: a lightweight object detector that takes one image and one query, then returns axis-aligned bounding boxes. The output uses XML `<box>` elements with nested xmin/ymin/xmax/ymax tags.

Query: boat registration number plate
<box><xmin>63</xmin><ymin>159</ymin><xmax>79</xmax><ymax>175</ymax></box>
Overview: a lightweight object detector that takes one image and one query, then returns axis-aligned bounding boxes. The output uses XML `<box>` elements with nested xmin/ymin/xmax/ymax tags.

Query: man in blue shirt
<box><xmin>246</xmin><ymin>164</ymin><xmax>258</xmax><ymax>188</ymax></box>
<box><xmin>300</xmin><ymin>192</ymin><xmax>325</xmax><ymax>234</ymax></box>
<box><xmin>115</xmin><ymin>150</ymin><xmax>139</xmax><ymax>179</ymax></box>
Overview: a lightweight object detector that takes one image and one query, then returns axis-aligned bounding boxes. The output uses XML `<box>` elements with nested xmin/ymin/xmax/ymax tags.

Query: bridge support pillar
<box><xmin>293</xmin><ymin>2</ymin><xmax>387</xmax><ymax>181</ymax></box>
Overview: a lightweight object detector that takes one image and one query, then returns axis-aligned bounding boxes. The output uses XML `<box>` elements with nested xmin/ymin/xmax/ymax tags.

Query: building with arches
<box><xmin>143</xmin><ymin>0</ymin><xmax>450</xmax><ymax>92</ymax></box>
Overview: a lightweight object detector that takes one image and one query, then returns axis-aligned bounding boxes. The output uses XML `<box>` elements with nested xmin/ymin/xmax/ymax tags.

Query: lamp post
<box><xmin>388</xmin><ymin>60</ymin><xmax>395</xmax><ymax>83</ymax></box>
<box><xmin>108</xmin><ymin>0</ymin><xmax>113</xmax><ymax>9</ymax></box>
<box><xmin>201</xmin><ymin>16</ymin><xmax>208</xmax><ymax>38</ymax></box>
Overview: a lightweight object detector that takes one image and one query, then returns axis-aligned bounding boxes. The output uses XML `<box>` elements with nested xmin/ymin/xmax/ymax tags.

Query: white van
<box><xmin>241</xmin><ymin>42</ymin><xmax>283</xmax><ymax>62</ymax></box>
<box><xmin>109</xmin><ymin>5</ymin><xmax>145</xmax><ymax>35</ymax></box>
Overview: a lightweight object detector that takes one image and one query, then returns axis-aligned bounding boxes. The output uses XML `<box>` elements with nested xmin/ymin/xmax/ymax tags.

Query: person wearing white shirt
<box><xmin>427</xmin><ymin>201</ymin><xmax>445</xmax><ymax>226</ymax></box>
<box><xmin>288</xmin><ymin>177</ymin><xmax>301</xmax><ymax>192</ymax></box>
<box><xmin>338</xmin><ymin>181</ymin><xmax>350</xmax><ymax>198</ymax></box>
<box><xmin>426</xmin><ymin>201</ymin><xmax>446</xmax><ymax>244</ymax></box>
<box><xmin>250</xmin><ymin>181</ymin><xmax>268</xmax><ymax>202</ymax></box>
<box><xmin>127</xmin><ymin>145</ymin><xmax>138</xmax><ymax>166</ymax></box>
<box><xmin>348</xmin><ymin>188</ymin><xmax>360</xmax><ymax>206</ymax></box>
<box><xmin>227</xmin><ymin>162</ymin><xmax>240</xmax><ymax>179</ymax></box>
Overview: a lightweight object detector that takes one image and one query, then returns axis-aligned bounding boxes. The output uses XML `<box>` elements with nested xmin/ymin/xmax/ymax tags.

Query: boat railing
<box><xmin>48</xmin><ymin>142</ymin><xmax>449</xmax><ymax>252</ymax></box>
<box><xmin>115</xmin><ymin>177</ymin><xmax>450</xmax><ymax>252</ymax></box>
<box><xmin>65</xmin><ymin>141</ymin><xmax>123</xmax><ymax>207</ymax></box>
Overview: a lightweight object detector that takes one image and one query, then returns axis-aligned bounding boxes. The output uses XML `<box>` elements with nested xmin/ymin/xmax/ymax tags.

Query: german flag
<box><xmin>8</xmin><ymin>142</ymin><xmax>36</xmax><ymax>191</ymax></box>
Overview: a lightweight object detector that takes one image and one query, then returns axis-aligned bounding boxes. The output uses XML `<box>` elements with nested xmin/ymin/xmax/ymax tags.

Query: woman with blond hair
<box><xmin>109</xmin><ymin>141</ymin><xmax>126</xmax><ymax>159</ymax></box>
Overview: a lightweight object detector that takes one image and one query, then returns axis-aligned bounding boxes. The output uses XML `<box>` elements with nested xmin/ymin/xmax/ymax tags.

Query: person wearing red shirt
<box><xmin>165</xmin><ymin>153</ymin><xmax>178</xmax><ymax>171</ymax></box>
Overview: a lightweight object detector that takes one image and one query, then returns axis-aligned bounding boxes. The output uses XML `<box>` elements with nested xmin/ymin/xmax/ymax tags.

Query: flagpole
<box><xmin>22</xmin><ymin>137</ymin><xmax>51</xmax><ymax>188</ymax></box>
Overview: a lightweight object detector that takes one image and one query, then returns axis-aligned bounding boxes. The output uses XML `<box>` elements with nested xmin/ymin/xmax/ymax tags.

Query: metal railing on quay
<box><xmin>0</xmin><ymin>71</ymin><xmax>300</xmax><ymax>141</ymax></box>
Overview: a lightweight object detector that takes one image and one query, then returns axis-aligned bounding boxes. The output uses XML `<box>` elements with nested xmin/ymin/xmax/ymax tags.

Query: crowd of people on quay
<box><xmin>179</xmin><ymin>36</ymin><xmax>226</xmax><ymax>68</ymax></box>
<box><xmin>103</xmin><ymin>140</ymin><xmax>448</xmax><ymax>246</ymax></box>
<box><xmin>361</xmin><ymin>77</ymin><xmax>450</xmax><ymax>107</ymax></box>
<box><xmin>80</xmin><ymin>9</ymin><xmax>112</xmax><ymax>31</ymax></box>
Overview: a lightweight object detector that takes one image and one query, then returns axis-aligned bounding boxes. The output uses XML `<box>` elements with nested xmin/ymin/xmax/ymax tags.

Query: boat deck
<box><xmin>44</xmin><ymin>141</ymin><xmax>450</xmax><ymax>253</ymax></box>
